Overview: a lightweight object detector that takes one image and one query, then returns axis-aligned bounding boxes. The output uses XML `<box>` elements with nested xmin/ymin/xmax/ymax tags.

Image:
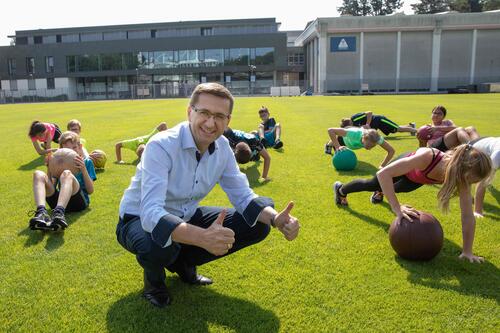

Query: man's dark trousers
<box><xmin>116</xmin><ymin>206</ymin><xmax>271</xmax><ymax>288</ymax></box>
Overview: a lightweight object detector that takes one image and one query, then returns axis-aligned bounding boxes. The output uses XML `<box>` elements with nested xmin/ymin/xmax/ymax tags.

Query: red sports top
<box><xmin>405</xmin><ymin>149</ymin><xmax>444</xmax><ymax>185</ymax></box>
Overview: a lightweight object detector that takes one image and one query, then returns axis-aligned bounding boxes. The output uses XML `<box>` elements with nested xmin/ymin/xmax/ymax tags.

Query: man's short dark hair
<box><xmin>189</xmin><ymin>83</ymin><xmax>234</xmax><ymax>114</ymax></box>
<box><xmin>234</xmin><ymin>142</ymin><xmax>252</xmax><ymax>164</ymax></box>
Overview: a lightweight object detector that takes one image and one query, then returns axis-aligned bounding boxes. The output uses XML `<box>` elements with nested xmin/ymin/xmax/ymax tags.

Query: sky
<box><xmin>0</xmin><ymin>0</ymin><xmax>419</xmax><ymax>46</ymax></box>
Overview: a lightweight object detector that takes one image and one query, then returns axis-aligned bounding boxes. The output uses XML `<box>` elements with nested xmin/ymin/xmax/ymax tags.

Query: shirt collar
<box><xmin>181</xmin><ymin>121</ymin><xmax>217</xmax><ymax>156</ymax></box>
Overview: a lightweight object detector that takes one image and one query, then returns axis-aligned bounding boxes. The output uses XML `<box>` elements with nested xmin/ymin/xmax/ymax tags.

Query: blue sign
<box><xmin>331</xmin><ymin>37</ymin><xmax>356</xmax><ymax>52</ymax></box>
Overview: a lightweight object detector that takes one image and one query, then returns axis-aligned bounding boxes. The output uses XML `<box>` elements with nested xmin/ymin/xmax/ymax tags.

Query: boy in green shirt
<box><xmin>115</xmin><ymin>122</ymin><xmax>167</xmax><ymax>163</ymax></box>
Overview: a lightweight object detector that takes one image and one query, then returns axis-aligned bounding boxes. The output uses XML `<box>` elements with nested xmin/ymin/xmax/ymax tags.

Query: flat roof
<box><xmin>10</xmin><ymin>17</ymin><xmax>279</xmax><ymax>37</ymax></box>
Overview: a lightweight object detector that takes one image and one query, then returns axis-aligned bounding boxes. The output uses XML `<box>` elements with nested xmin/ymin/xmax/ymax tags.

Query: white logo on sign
<box><xmin>338</xmin><ymin>38</ymin><xmax>349</xmax><ymax>50</ymax></box>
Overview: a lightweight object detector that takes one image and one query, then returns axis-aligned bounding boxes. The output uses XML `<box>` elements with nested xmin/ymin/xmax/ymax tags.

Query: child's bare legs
<box><xmin>30</xmin><ymin>171</ymin><xmax>56</xmax><ymax>230</ymax></box>
<box><xmin>55</xmin><ymin>170</ymin><xmax>81</xmax><ymax>208</ymax></box>
<box><xmin>397</xmin><ymin>125</ymin><xmax>417</xmax><ymax>134</ymax></box>
<box><xmin>274</xmin><ymin>124</ymin><xmax>282</xmax><ymax>141</ymax></box>
<box><xmin>33</xmin><ymin>170</ymin><xmax>56</xmax><ymax>206</ymax></box>
<box><xmin>50</xmin><ymin>170</ymin><xmax>81</xmax><ymax>231</ymax></box>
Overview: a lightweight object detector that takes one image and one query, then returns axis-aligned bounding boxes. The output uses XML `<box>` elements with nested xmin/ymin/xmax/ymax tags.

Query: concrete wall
<box><xmin>400</xmin><ymin>31</ymin><xmax>433</xmax><ymax>91</ymax></box>
<box><xmin>439</xmin><ymin>30</ymin><xmax>472</xmax><ymax>89</ymax></box>
<box><xmin>325</xmin><ymin>33</ymin><xmax>361</xmax><ymax>91</ymax></box>
<box><xmin>363</xmin><ymin>32</ymin><xmax>397</xmax><ymax>91</ymax></box>
<box><xmin>475</xmin><ymin>29</ymin><xmax>500</xmax><ymax>84</ymax></box>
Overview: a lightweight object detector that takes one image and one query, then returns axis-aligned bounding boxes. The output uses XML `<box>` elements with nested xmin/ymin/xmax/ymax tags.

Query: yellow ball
<box><xmin>90</xmin><ymin>149</ymin><xmax>107</xmax><ymax>169</ymax></box>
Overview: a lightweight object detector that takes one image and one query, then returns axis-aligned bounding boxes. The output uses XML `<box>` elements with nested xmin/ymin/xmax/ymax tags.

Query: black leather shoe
<box><xmin>170</xmin><ymin>261</ymin><xmax>213</xmax><ymax>285</ymax></box>
<box><xmin>180</xmin><ymin>273</ymin><xmax>213</xmax><ymax>286</ymax></box>
<box><xmin>143</xmin><ymin>288</ymin><xmax>171</xmax><ymax>308</ymax></box>
<box><xmin>143</xmin><ymin>273</ymin><xmax>171</xmax><ymax>308</ymax></box>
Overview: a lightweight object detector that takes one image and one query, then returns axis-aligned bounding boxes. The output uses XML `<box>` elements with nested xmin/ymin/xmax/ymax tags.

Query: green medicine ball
<box><xmin>332</xmin><ymin>148</ymin><xmax>357</xmax><ymax>171</ymax></box>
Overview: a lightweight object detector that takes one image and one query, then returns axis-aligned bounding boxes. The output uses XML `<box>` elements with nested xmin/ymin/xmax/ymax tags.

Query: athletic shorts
<box><xmin>52</xmin><ymin>124</ymin><xmax>62</xmax><ymax>143</ymax></box>
<box><xmin>263</xmin><ymin>131</ymin><xmax>276</xmax><ymax>147</ymax></box>
<box><xmin>46</xmin><ymin>189</ymin><xmax>88</xmax><ymax>212</ymax></box>
<box><xmin>371</xmin><ymin>116</ymin><xmax>399</xmax><ymax>136</ymax></box>
<box><xmin>429</xmin><ymin>137</ymin><xmax>449</xmax><ymax>152</ymax></box>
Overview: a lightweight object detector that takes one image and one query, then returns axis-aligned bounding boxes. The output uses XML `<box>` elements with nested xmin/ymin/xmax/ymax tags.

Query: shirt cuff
<box><xmin>242</xmin><ymin>196</ymin><xmax>274</xmax><ymax>227</ymax></box>
<box><xmin>151</xmin><ymin>214</ymin><xmax>184</xmax><ymax>248</ymax></box>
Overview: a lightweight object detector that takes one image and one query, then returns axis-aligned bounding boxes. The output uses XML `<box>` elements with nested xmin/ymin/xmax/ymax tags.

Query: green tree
<box><xmin>449</xmin><ymin>0</ymin><xmax>482</xmax><ymax>12</ymax></box>
<box><xmin>482</xmin><ymin>0</ymin><xmax>500</xmax><ymax>10</ymax></box>
<box><xmin>411</xmin><ymin>0</ymin><xmax>450</xmax><ymax>13</ymax></box>
<box><xmin>337</xmin><ymin>0</ymin><xmax>403</xmax><ymax>16</ymax></box>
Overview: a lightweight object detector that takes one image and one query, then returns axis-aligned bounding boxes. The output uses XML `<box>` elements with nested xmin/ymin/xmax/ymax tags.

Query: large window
<box><xmin>45</xmin><ymin>56</ymin><xmax>54</xmax><ymax>73</ymax></box>
<box><xmin>122</xmin><ymin>53</ymin><xmax>139</xmax><ymax>70</ymax></box>
<box><xmin>224</xmin><ymin>48</ymin><xmax>249</xmax><ymax>66</ymax></box>
<box><xmin>287</xmin><ymin>52</ymin><xmax>304</xmax><ymax>66</ymax></box>
<box><xmin>77</xmin><ymin>54</ymin><xmax>99</xmax><ymax>72</ymax></box>
<box><xmin>178</xmin><ymin>50</ymin><xmax>200</xmax><ymax>68</ymax></box>
<box><xmin>137</xmin><ymin>52</ymin><xmax>154</xmax><ymax>69</ymax></box>
<box><xmin>202</xmin><ymin>49</ymin><xmax>223</xmax><ymax>67</ymax></box>
<box><xmin>201</xmin><ymin>27</ymin><xmax>213</xmax><ymax>36</ymax></box>
<box><xmin>67</xmin><ymin>56</ymin><xmax>76</xmax><ymax>72</ymax></box>
<box><xmin>8</xmin><ymin>59</ymin><xmax>16</xmax><ymax>75</ymax></box>
<box><xmin>101</xmin><ymin>53</ymin><xmax>123</xmax><ymax>71</ymax></box>
<box><xmin>154</xmin><ymin>51</ymin><xmax>177</xmax><ymax>69</ymax></box>
<box><xmin>253</xmin><ymin>47</ymin><xmax>274</xmax><ymax>65</ymax></box>
<box><xmin>26</xmin><ymin>57</ymin><xmax>35</xmax><ymax>74</ymax></box>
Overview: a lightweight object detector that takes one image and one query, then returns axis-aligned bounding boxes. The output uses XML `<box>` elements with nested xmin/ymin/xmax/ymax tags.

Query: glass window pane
<box><xmin>8</xmin><ymin>59</ymin><xmax>16</xmax><ymax>75</ymax></box>
<box><xmin>122</xmin><ymin>53</ymin><xmax>139</xmax><ymax>70</ymax></box>
<box><xmin>67</xmin><ymin>56</ymin><xmax>76</xmax><ymax>72</ymax></box>
<box><xmin>225</xmin><ymin>48</ymin><xmax>249</xmax><ymax>66</ymax></box>
<box><xmin>202</xmin><ymin>49</ymin><xmax>223</xmax><ymax>67</ymax></box>
<box><xmin>101</xmin><ymin>53</ymin><xmax>123</xmax><ymax>70</ymax></box>
<box><xmin>77</xmin><ymin>54</ymin><xmax>100</xmax><ymax>72</ymax></box>
<box><xmin>154</xmin><ymin>51</ymin><xmax>177</xmax><ymax>69</ymax></box>
<box><xmin>254</xmin><ymin>47</ymin><xmax>274</xmax><ymax>65</ymax></box>
<box><xmin>46</xmin><ymin>56</ymin><xmax>54</xmax><ymax>73</ymax></box>
<box><xmin>26</xmin><ymin>57</ymin><xmax>35</xmax><ymax>74</ymax></box>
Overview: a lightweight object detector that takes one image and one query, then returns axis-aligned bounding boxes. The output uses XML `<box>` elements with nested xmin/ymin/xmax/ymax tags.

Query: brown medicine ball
<box><xmin>389</xmin><ymin>211</ymin><xmax>444</xmax><ymax>261</ymax></box>
<box><xmin>48</xmin><ymin>148</ymin><xmax>79</xmax><ymax>178</ymax></box>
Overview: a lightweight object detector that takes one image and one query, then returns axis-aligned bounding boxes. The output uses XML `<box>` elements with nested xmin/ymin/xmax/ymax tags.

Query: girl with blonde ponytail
<box><xmin>333</xmin><ymin>144</ymin><xmax>492</xmax><ymax>263</ymax></box>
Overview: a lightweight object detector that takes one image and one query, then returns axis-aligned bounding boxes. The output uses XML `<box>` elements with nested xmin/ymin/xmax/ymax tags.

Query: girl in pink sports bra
<box><xmin>404</xmin><ymin>149</ymin><xmax>444</xmax><ymax>185</ymax></box>
<box><xmin>334</xmin><ymin>145</ymin><xmax>492</xmax><ymax>263</ymax></box>
<box><xmin>28</xmin><ymin>121</ymin><xmax>62</xmax><ymax>156</ymax></box>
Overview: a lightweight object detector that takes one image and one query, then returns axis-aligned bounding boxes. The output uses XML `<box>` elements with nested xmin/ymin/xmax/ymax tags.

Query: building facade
<box><xmin>1</xmin><ymin>12</ymin><xmax>500</xmax><ymax>102</ymax></box>
<box><xmin>0</xmin><ymin>18</ymin><xmax>304</xmax><ymax>102</ymax></box>
<box><xmin>295</xmin><ymin>11</ymin><xmax>500</xmax><ymax>93</ymax></box>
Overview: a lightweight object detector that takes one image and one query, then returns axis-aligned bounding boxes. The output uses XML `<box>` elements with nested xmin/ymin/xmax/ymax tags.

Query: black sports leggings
<box><xmin>340</xmin><ymin>174</ymin><xmax>423</xmax><ymax>195</ymax></box>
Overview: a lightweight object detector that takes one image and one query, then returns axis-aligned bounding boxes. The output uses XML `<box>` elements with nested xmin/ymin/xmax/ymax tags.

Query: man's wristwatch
<box><xmin>270</xmin><ymin>214</ymin><xmax>277</xmax><ymax>228</ymax></box>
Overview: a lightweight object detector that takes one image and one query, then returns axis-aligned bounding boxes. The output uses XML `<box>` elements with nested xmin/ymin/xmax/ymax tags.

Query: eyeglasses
<box><xmin>191</xmin><ymin>106</ymin><xmax>230</xmax><ymax>123</ymax></box>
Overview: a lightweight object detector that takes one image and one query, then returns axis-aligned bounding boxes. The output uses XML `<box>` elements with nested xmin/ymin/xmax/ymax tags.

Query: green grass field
<box><xmin>0</xmin><ymin>94</ymin><xmax>499</xmax><ymax>332</ymax></box>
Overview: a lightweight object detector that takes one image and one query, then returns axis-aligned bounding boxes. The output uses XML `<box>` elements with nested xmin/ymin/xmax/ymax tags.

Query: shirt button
<box><xmin>195</xmin><ymin>180</ymin><xmax>198</xmax><ymax>184</ymax></box>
